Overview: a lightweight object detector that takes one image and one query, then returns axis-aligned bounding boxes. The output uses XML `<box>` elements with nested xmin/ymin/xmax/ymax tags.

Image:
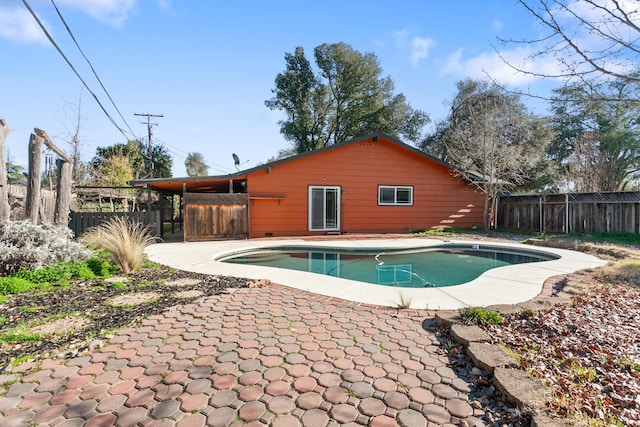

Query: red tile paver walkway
<box><xmin>0</xmin><ymin>283</ymin><xmax>487</xmax><ymax>426</ymax></box>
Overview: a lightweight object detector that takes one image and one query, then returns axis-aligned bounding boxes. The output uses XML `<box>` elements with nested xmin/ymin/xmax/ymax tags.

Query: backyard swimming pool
<box><xmin>220</xmin><ymin>245</ymin><xmax>558</xmax><ymax>287</ymax></box>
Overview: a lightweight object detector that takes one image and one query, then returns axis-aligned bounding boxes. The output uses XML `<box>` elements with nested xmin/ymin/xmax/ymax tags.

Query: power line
<box><xmin>135</xmin><ymin>113</ymin><xmax>163</xmax><ymax>178</ymax></box>
<box><xmin>154</xmin><ymin>138</ymin><xmax>235</xmax><ymax>174</ymax></box>
<box><xmin>49</xmin><ymin>0</ymin><xmax>138</xmax><ymax>139</ymax></box>
<box><xmin>21</xmin><ymin>0</ymin><xmax>134</xmax><ymax>141</ymax></box>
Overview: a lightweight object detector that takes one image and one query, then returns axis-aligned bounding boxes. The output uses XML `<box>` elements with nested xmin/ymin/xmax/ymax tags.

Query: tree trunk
<box><xmin>0</xmin><ymin>116</ymin><xmax>11</xmax><ymax>223</ymax></box>
<box><xmin>483</xmin><ymin>192</ymin><xmax>490</xmax><ymax>232</ymax></box>
<box><xmin>54</xmin><ymin>158</ymin><xmax>72</xmax><ymax>227</ymax></box>
<box><xmin>25</xmin><ymin>132</ymin><xmax>43</xmax><ymax>224</ymax></box>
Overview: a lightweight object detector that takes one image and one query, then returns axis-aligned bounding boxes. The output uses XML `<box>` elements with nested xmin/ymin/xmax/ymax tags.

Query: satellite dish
<box><xmin>232</xmin><ymin>153</ymin><xmax>249</xmax><ymax>170</ymax></box>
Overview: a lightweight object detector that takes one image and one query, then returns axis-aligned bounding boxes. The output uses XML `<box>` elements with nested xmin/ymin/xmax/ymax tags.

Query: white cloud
<box><xmin>410</xmin><ymin>36</ymin><xmax>434</xmax><ymax>67</ymax></box>
<box><xmin>0</xmin><ymin>7</ymin><xmax>48</xmax><ymax>45</ymax></box>
<box><xmin>393</xmin><ymin>30</ymin><xmax>435</xmax><ymax>68</ymax></box>
<box><xmin>58</xmin><ymin>0</ymin><xmax>137</xmax><ymax>27</ymax></box>
<box><xmin>441</xmin><ymin>46</ymin><xmax>562</xmax><ymax>86</ymax></box>
<box><xmin>0</xmin><ymin>0</ymin><xmax>165</xmax><ymax>44</ymax></box>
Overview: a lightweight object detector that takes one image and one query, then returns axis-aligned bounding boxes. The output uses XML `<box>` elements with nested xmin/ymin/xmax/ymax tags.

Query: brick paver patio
<box><xmin>0</xmin><ymin>283</ymin><xmax>484</xmax><ymax>426</ymax></box>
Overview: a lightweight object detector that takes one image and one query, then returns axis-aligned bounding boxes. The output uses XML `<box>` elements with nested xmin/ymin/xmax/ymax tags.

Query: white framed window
<box><xmin>378</xmin><ymin>185</ymin><xmax>413</xmax><ymax>206</ymax></box>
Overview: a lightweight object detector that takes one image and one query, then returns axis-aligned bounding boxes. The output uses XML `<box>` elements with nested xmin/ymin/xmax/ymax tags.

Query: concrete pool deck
<box><xmin>145</xmin><ymin>237</ymin><xmax>608</xmax><ymax>310</ymax></box>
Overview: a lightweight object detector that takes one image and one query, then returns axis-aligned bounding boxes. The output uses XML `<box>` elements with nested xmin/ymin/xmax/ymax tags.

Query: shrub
<box><xmin>80</xmin><ymin>217</ymin><xmax>158</xmax><ymax>274</ymax></box>
<box><xmin>459</xmin><ymin>307</ymin><xmax>503</xmax><ymax>326</ymax></box>
<box><xmin>0</xmin><ymin>221</ymin><xmax>90</xmax><ymax>276</ymax></box>
<box><xmin>86</xmin><ymin>251</ymin><xmax>118</xmax><ymax>277</ymax></box>
<box><xmin>0</xmin><ymin>277</ymin><xmax>37</xmax><ymax>295</ymax></box>
<box><xmin>15</xmin><ymin>261</ymin><xmax>97</xmax><ymax>284</ymax></box>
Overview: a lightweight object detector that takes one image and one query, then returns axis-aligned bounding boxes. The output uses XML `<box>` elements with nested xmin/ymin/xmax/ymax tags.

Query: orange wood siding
<box><xmin>246</xmin><ymin>138</ymin><xmax>485</xmax><ymax>237</ymax></box>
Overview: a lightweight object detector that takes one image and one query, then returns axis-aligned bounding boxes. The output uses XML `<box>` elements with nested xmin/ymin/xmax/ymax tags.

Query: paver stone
<box><xmin>397</xmin><ymin>408</ymin><xmax>428</xmax><ymax>427</ymax></box>
<box><xmin>359</xmin><ymin>397</ymin><xmax>386</xmax><ymax>416</ymax></box>
<box><xmin>330</xmin><ymin>403</ymin><xmax>358</xmax><ymax>423</ymax></box>
<box><xmin>421</xmin><ymin>403</ymin><xmax>451</xmax><ymax>424</ymax></box>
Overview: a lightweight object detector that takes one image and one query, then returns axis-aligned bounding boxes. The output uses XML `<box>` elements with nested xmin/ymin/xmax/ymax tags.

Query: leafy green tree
<box><xmin>150</xmin><ymin>144</ymin><xmax>172</xmax><ymax>179</ymax></box>
<box><xmin>91</xmin><ymin>140</ymin><xmax>173</xmax><ymax>181</ymax></box>
<box><xmin>92</xmin><ymin>154</ymin><xmax>134</xmax><ymax>187</ymax></box>
<box><xmin>426</xmin><ymin>79</ymin><xmax>554</xmax><ymax>230</ymax></box>
<box><xmin>6</xmin><ymin>162</ymin><xmax>25</xmax><ymax>184</ymax></box>
<box><xmin>266</xmin><ymin>42</ymin><xmax>429</xmax><ymax>152</ymax></box>
<box><xmin>185</xmin><ymin>152</ymin><xmax>209</xmax><ymax>176</ymax></box>
<box><xmin>549</xmin><ymin>80</ymin><xmax>640</xmax><ymax>191</ymax></box>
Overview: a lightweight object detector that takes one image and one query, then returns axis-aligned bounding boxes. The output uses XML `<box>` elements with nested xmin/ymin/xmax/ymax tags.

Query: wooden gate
<box><xmin>183</xmin><ymin>193</ymin><xmax>248</xmax><ymax>241</ymax></box>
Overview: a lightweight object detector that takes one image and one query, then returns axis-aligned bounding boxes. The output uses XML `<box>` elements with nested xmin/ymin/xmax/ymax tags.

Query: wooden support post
<box><xmin>53</xmin><ymin>158</ymin><xmax>72</xmax><ymax>227</ymax></box>
<box><xmin>25</xmin><ymin>132</ymin><xmax>43</xmax><ymax>224</ymax></box>
<box><xmin>565</xmin><ymin>193</ymin><xmax>570</xmax><ymax>234</ymax></box>
<box><xmin>0</xmin><ymin>116</ymin><xmax>11</xmax><ymax>223</ymax></box>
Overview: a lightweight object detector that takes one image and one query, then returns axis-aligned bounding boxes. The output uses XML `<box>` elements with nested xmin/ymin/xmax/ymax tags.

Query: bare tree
<box><xmin>498</xmin><ymin>0</ymin><xmax>640</xmax><ymax>100</ymax></box>
<box><xmin>0</xmin><ymin>115</ymin><xmax>11</xmax><ymax>222</ymax></box>
<box><xmin>58</xmin><ymin>94</ymin><xmax>90</xmax><ymax>186</ymax></box>
<box><xmin>436</xmin><ymin>80</ymin><xmax>554</xmax><ymax>230</ymax></box>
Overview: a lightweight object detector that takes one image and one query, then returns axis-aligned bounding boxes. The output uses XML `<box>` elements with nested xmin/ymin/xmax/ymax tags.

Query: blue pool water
<box><xmin>221</xmin><ymin>246</ymin><xmax>556</xmax><ymax>288</ymax></box>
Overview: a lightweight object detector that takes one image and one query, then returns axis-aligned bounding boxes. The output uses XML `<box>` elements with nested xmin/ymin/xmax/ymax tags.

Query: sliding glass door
<box><xmin>309</xmin><ymin>186</ymin><xmax>340</xmax><ymax>231</ymax></box>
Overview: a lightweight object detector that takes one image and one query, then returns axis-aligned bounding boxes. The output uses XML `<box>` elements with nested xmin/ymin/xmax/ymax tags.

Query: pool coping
<box><xmin>144</xmin><ymin>237</ymin><xmax>608</xmax><ymax>310</ymax></box>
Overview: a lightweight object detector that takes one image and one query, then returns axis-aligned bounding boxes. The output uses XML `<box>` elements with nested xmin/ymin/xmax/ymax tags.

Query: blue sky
<box><xmin>2</xmin><ymin>0</ymin><xmax>565</xmax><ymax>177</ymax></box>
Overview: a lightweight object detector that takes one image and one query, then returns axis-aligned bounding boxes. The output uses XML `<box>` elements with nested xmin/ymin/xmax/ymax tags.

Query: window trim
<box><xmin>378</xmin><ymin>185</ymin><xmax>414</xmax><ymax>206</ymax></box>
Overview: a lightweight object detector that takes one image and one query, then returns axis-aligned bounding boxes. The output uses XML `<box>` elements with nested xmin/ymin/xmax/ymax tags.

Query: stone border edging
<box><xmin>434</xmin><ymin>270</ymin><xmax>594</xmax><ymax>427</ymax></box>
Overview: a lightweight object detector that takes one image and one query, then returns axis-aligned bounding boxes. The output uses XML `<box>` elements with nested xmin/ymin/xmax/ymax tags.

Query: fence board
<box><xmin>498</xmin><ymin>192</ymin><xmax>640</xmax><ymax>234</ymax></box>
<box><xmin>8</xmin><ymin>184</ymin><xmax>55</xmax><ymax>223</ymax></box>
<box><xmin>69</xmin><ymin>211</ymin><xmax>161</xmax><ymax>238</ymax></box>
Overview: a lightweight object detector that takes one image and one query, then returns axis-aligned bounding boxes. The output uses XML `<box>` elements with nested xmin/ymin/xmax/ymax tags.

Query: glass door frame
<box><xmin>308</xmin><ymin>186</ymin><xmax>341</xmax><ymax>231</ymax></box>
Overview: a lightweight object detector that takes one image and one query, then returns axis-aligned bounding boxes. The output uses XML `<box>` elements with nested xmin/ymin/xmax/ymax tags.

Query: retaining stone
<box><xmin>434</xmin><ymin>311</ymin><xmax>459</xmax><ymax>328</ymax></box>
<box><xmin>466</xmin><ymin>342</ymin><xmax>514</xmax><ymax>374</ymax></box>
<box><xmin>449</xmin><ymin>324</ymin><xmax>490</xmax><ymax>346</ymax></box>
<box><xmin>492</xmin><ymin>367</ymin><xmax>547</xmax><ymax>409</ymax></box>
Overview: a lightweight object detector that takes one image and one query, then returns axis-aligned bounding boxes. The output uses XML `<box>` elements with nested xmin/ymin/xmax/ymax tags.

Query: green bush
<box><xmin>0</xmin><ymin>277</ymin><xmax>37</xmax><ymax>295</ymax></box>
<box><xmin>15</xmin><ymin>261</ymin><xmax>96</xmax><ymax>284</ymax></box>
<box><xmin>86</xmin><ymin>251</ymin><xmax>117</xmax><ymax>277</ymax></box>
<box><xmin>0</xmin><ymin>221</ymin><xmax>90</xmax><ymax>276</ymax></box>
<box><xmin>459</xmin><ymin>307</ymin><xmax>503</xmax><ymax>326</ymax></box>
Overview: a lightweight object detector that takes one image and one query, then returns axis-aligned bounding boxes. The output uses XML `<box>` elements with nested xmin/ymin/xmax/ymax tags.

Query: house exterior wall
<box><xmin>246</xmin><ymin>137</ymin><xmax>485</xmax><ymax>238</ymax></box>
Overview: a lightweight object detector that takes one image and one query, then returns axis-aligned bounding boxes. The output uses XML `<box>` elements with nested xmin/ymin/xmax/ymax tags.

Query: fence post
<box><xmin>540</xmin><ymin>195</ymin><xmax>544</xmax><ymax>234</ymax></box>
<box><xmin>565</xmin><ymin>193</ymin><xmax>570</xmax><ymax>234</ymax></box>
<box><xmin>494</xmin><ymin>195</ymin><xmax>499</xmax><ymax>230</ymax></box>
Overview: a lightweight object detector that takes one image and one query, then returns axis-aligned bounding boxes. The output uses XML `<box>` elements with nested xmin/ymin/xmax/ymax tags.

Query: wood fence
<box><xmin>497</xmin><ymin>191</ymin><xmax>640</xmax><ymax>234</ymax></box>
<box><xmin>8</xmin><ymin>184</ymin><xmax>56</xmax><ymax>223</ymax></box>
<box><xmin>69</xmin><ymin>211</ymin><xmax>161</xmax><ymax>238</ymax></box>
<box><xmin>183</xmin><ymin>193</ymin><xmax>248</xmax><ymax>241</ymax></box>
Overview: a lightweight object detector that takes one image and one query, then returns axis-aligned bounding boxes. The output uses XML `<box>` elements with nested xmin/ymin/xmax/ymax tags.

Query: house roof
<box><xmin>128</xmin><ymin>132</ymin><xmax>462</xmax><ymax>194</ymax></box>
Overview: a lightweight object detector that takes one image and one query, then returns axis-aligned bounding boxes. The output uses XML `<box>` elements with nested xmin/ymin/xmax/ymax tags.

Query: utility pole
<box><xmin>134</xmin><ymin>113</ymin><xmax>163</xmax><ymax>226</ymax></box>
<box><xmin>134</xmin><ymin>113</ymin><xmax>163</xmax><ymax>178</ymax></box>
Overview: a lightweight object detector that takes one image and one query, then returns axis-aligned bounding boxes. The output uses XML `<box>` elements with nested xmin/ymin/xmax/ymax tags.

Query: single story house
<box><xmin>129</xmin><ymin>133</ymin><xmax>486</xmax><ymax>240</ymax></box>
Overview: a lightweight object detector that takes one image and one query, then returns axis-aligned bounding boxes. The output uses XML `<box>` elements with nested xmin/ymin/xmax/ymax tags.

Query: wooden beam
<box><xmin>34</xmin><ymin>128</ymin><xmax>72</xmax><ymax>163</ymax></box>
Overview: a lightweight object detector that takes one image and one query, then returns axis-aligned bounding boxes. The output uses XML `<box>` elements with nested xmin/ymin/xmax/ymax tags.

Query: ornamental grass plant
<box><xmin>80</xmin><ymin>217</ymin><xmax>158</xmax><ymax>274</ymax></box>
